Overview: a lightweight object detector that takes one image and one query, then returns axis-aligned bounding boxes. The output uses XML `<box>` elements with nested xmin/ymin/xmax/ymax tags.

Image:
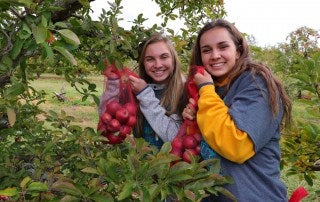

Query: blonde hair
<box><xmin>137</xmin><ymin>33</ymin><xmax>184</xmax><ymax>114</ymax></box>
<box><xmin>135</xmin><ymin>33</ymin><xmax>184</xmax><ymax>135</ymax></box>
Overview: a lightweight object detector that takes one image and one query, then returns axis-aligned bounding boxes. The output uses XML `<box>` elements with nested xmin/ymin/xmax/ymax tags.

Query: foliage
<box><xmin>281</xmin><ymin>122</ymin><xmax>320</xmax><ymax>178</ymax></box>
<box><xmin>250</xmin><ymin>26</ymin><xmax>320</xmax><ymax>198</ymax></box>
<box><xmin>0</xmin><ymin>109</ymin><xmax>234</xmax><ymax>201</ymax></box>
<box><xmin>0</xmin><ymin>0</ymin><xmax>232</xmax><ymax>201</ymax></box>
<box><xmin>290</xmin><ymin>52</ymin><xmax>320</xmax><ymax>99</ymax></box>
<box><xmin>282</xmin><ymin>26</ymin><xmax>319</xmax><ymax>58</ymax></box>
<box><xmin>1</xmin><ymin>0</ymin><xmax>320</xmax><ymax>200</ymax></box>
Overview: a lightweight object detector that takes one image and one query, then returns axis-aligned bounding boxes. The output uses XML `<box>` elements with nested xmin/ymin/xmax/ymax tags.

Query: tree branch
<box><xmin>51</xmin><ymin>0</ymin><xmax>95</xmax><ymax>23</ymax></box>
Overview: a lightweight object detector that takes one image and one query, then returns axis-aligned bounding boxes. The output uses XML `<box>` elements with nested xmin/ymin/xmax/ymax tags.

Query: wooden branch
<box><xmin>0</xmin><ymin>114</ymin><xmax>9</xmax><ymax>130</ymax></box>
<box><xmin>0</xmin><ymin>74</ymin><xmax>11</xmax><ymax>89</ymax></box>
<box><xmin>0</xmin><ymin>30</ymin><xmax>13</xmax><ymax>57</ymax></box>
<box><xmin>53</xmin><ymin>92</ymin><xmax>67</xmax><ymax>102</ymax></box>
<box><xmin>51</xmin><ymin>0</ymin><xmax>95</xmax><ymax>23</ymax></box>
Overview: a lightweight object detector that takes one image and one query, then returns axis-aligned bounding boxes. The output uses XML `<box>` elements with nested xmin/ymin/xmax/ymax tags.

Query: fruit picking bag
<box><xmin>97</xmin><ymin>63</ymin><xmax>139</xmax><ymax>145</ymax></box>
<box><xmin>169</xmin><ymin>65</ymin><xmax>204</xmax><ymax>163</ymax></box>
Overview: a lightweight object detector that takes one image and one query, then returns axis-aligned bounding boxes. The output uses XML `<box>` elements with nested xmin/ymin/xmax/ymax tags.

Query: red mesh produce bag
<box><xmin>170</xmin><ymin>65</ymin><xmax>205</xmax><ymax>163</ymax></box>
<box><xmin>97</xmin><ymin>63</ymin><xmax>139</xmax><ymax>144</ymax></box>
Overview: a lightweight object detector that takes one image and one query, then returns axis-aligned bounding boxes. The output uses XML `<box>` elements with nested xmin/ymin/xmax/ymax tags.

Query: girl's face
<box><xmin>200</xmin><ymin>27</ymin><xmax>239</xmax><ymax>82</ymax></box>
<box><xmin>143</xmin><ymin>41</ymin><xmax>174</xmax><ymax>84</ymax></box>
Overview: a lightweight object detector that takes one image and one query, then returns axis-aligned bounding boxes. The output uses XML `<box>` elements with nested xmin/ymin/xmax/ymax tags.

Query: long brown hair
<box><xmin>135</xmin><ymin>33</ymin><xmax>185</xmax><ymax>135</ymax></box>
<box><xmin>190</xmin><ymin>19</ymin><xmax>292</xmax><ymax>127</ymax></box>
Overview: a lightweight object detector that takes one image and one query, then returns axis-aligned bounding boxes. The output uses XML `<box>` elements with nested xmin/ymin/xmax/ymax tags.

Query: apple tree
<box><xmin>0</xmin><ymin>0</ymin><xmax>235</xmax><ymax>201</ymax></box>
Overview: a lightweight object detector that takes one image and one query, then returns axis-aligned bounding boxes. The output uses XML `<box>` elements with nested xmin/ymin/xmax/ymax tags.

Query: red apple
<box><xmin>182</xmin><ymin>149</ymin><xmax>198</xmax><ymax>163</ymax></box>
<box><xmin>106</xmin><ymin>100</ymin><xmax>122</xmax><ymax>117</ymax></box>
<box><xmin>119</xmin><ymin>125</ymin><xmax>132</xmax><ymax>136</ymax></box>
<box><xmin>183</xmin><ymin>135</ymin><xmax>198</xmax><ymax>149</ymax></box>
<box><xmin>171</xmin><ymin>137</ymin><xmax>184</xmax><ymax>150</ymax></box>
<box><xmin>195</xmin><ymin>145</ymin><xmax>201</xmax><ymax>155</ymax></box>
<box><xmin>116</xmin><ymin>108</ymin><xmax>129</xmax><ymax>124</ymax></box>
<box><xmin>193</xmin><ymin>133</ymin><xmax>202</xmax><ymax>143</ymax></box>
<box><xmin>126</xmin><ymin>115</ymin><xmax>137</xmax><ymax>127</ymax></box>
<box><xmin>101</xmin><ymin>112</ymin><xmax>112</xmax><ymax>124</ymax></box>
<box><xmin>106</xmin><ymin>119</ymin><xmax>121</xmax><ymax>132</ymax></box>
<box><xmin>97</xmin><ymin>120</ymin><xmax>107</xmax><ymax>132</ymax></box>
<box><xmin>123</xmin><ymin>102</ymin><xmax>137</xmax><ymax>116</ymax></box>
<box><xmin>0</xmin><ymin>195</ymin><xmax>9</xmax><ymax>201</ymax></box>
<box><xmin>170</xmin><ymin>148</ymin><xmax>183</xmax><ymax>158</ymax></box>
<box><xmin>186</xmin><ymin>124</ymin><xmax>201</xmax><ymax>136</ymax></box>
<box><xmin>106</xmin><ymin>133</ymin><xmax>123</xmax><ymax>144</ymax></box>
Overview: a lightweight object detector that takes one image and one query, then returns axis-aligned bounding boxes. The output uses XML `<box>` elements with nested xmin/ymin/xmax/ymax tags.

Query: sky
<box><xmin>90</xmin><ymin>0</ymin><xmax>320</xmax><ymax>47</ymax></box>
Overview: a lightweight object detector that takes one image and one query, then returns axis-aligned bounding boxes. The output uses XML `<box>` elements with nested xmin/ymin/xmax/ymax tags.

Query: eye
<box><xmin>160</xmin><ymin>53</ymin><xmax>170</xmax><ymax>60</ymax></box>
<box><xmin>201</xmin><ymin>48</ymin><xmax>211</xmax><ymax>54</ymax></box>
<box><xmin>145</xmin><ymin>57</ymin><xmax>154</xmax><ymax>62</ymax></box>
<box><xmin>218</xmin><ymin>42</ymin><xmax>230</xmax><ymax>50</ymax></box>
<box><xmin>219</xmin><ymin>44</ymin><xmax>229</xmax><ymax>50</ymax></box>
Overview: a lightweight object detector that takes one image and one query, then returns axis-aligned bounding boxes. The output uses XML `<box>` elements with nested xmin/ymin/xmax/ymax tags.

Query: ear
<box><xmin>236</xmin><ymin>50</ymin><xmax>240</xmax><ymax>59</ymax></box>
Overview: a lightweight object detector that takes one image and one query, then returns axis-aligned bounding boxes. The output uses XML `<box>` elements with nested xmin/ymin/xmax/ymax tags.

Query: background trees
<box><xmin>0</xmin><ymin>0</ymin><xmax>319</xmax><ymax>200</ymax></box>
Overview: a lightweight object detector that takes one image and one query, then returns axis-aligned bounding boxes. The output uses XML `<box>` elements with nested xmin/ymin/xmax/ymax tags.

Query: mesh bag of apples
<box><xmin>97</xmin><ymin>63</ymin><xmax>139</xmax><ymax>144</ymax></box>
<box><xmin>170</xmin><ymin>65</ymin><xmax>205</xmax><ymax>163</ymax></box>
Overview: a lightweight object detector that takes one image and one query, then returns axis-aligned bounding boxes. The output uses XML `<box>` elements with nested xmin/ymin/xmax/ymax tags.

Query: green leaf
<box><xmin>304</xmin><ymin>173</ymin><xmax>313</xmax><ymax>186</ymax></box>
<box><xmin>90</xmin><ymin>193</ymin><xmax>114</xmax><ymax>202</ymax></box>
<box><xmin>26</xmin><ymin>182</ymin><xmax>48</xmax><ymax>192</ymax></box>
<box><xmin>40</xmin><ymin>42</ymin><xmax>54</xmax><ymax>63</ymax></box>
<box><xmin>169</xmin><ymin>174</ymin><xmax>193</xmax><ymax>182</ymax></box>
<box><xmin>4</xmin><ymin>82</ymin><xmax>25</xmax><ymax>97</ymax></box>
<box><xmin>92</xmin><ymin>94</ymin><xmax>100</xmax><ymax>105</ymax></box>
<box><xmin>1</xmin><ymin>55</ymin><xmax>13</xmax><ymax>67</ymax></box>
<box><xmin>54</xmin><ymin>22</ymin><xmax>68</xmax><ymax>28</ymax></box>
<box><xmin>11</xmin><ymin>38</ymin><xmax>24</xmax><ymax>59</ymax></box>
<box><xmin>20</xmin><ymin>176</ymin><xmax>32</xmax><ymax>189</ymax></box>
<box><xmin>32</xmin><ymin>24</ymin><xmax>47</xmax><ymax>44</ymax></box>
<box><xmin>78</xmin><ymin>0</ymin><xmax>90</xmax><ymax>8</ymax></box>
<box><xmin>51</xmin><ymin>181</ymin><xmax>82</xmax><ymax>196</ymax></box>
<box><xmin>54</xmin><ymin>46</ymin><xmax>77</xmax><ymax>66</ymax></box>
<box><xmin>81</xmin><ymin>167</ymin><xmax>99</xmax><ymax>175</ymax></box>
<box><xmin>57</xmin><ymin>29</ymin><xmax>80</xmax><ymax>46</ymax></box>
<box><xmin>21</xmin><ymin>22</ymin><xmax>32</xmax><ymax>36</ymax></box>
<box><xmin>18</xmin><ymin>0</ymin><xmax>33</xmax><ymax>7</ymax></box>
<box><xmin>88</xmin><ymin>83</ymin><xmax>96</xmax><ymax>91</ymax></box>
<box><xmin>169</xmin><ymin>161</ymin><xmax>192</xmax><ymax>174</ymax></box>
<box><xmin>118</xmin><ymin>182</ymin><xmax>133</xmax><ymax>200</ymax></box>
<box><xmin>159</xmin><ymin>142</ymin><xmax>171</xmax><ymax>153</ymax></box>
<box><xmin>141</xmin><ymin>186</ymin><xmax>152</xmax><ymax>201</ymax></box>
<box><xmin>0</xmin><ymin>187</ymin><xmax>19</xmax><ymax>197</ymax></box>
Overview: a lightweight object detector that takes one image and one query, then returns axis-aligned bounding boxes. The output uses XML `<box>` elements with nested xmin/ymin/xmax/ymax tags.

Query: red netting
<box><xmin>97</xmin><ymin>63</ymin><xmax>139</xmax><ymax>144</ymax></box>
<box><xmin>170</xmin><ymin>65</ymin><xmax>205</xmax><ymax>163</ymax></box>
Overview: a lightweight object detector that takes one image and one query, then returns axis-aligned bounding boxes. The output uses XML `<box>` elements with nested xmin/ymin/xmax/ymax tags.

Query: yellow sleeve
<box><xmin>197</xmin><ymin>85</ymin><xmax>255</xmax><ymax>164</ymax></box>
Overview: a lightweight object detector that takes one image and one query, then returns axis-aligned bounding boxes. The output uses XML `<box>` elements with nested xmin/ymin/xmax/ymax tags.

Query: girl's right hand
<box><xmin>182</xmin><ymin>98</ymin><xmax>196</xmax><ymax>120</ymax></box>
<box><xmin>128</xmin><ymin>75</ymin><xmax>147</xmax><ymax>94</ymax></box>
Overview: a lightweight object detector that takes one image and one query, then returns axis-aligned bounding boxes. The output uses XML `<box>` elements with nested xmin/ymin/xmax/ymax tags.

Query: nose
<box><xmin>154</xmin><ymin>59</ymin><xmax>162</xmax><ymax>68</ymax></box>
<box><xmin>210</xmin><ymin>50</ymin><xmax>220</xmax><ymax>59</ymax></box>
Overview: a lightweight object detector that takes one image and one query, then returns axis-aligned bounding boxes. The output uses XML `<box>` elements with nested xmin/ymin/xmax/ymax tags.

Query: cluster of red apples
<box><xmin>170</xmin><ymin>122</ymin><xmax>202</xmax><ymax>163</ymax></box>
<box><xmin>98</xmin><ymin>100</ymin><xmax>137</xmax><ymax>144</ymax></box>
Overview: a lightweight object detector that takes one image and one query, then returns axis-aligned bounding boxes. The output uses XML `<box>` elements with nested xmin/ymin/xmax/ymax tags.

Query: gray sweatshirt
<box><xmin>136</xmin><ymin>84</ymin><xmax>182</xmax><ymax>142</ymax></box>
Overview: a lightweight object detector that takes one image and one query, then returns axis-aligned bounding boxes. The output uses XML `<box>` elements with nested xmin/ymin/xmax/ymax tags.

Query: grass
<box><xmin>30</xmin><ymin>73</ymin><xmax>104</xmax><ymax>128</ymax></box>
<box><xmin>282</xmin><ymin>172</ymin><xmax>320</xmax><ymax>202</ymax></box>
<box><xmin>30</xmin><ymin>73</ymin><xmax>319</xmax><ymax>201</ymax></box>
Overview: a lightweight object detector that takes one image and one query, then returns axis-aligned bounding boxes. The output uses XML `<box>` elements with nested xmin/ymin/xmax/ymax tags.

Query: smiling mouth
<box><xmin>153</xmin><ymin>69</ymin><xmax>166</xmax><ymax>76</ymax></box>
<box><xmin>210</xmin><ymin>62</ymin><xmax>224</xmax><ymax>67</ymax></box>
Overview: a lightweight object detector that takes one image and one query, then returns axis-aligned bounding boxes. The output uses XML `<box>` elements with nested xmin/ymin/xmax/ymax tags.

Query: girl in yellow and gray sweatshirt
<box><xmin>183</xmin><ymin>19</ymin><xmax>292</xmax><ymax>202</ymax></box>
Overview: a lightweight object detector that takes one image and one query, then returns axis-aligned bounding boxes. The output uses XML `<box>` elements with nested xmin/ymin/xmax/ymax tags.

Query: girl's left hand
<box><xmin>128</xmin><ymin>75</ymin><xmax>147</xmax><ymax>94</ymax></box>
<box><xmin>193</xmin><ymin>70</ymin><xmax>213</xmax><ymax>86</ymax></box>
